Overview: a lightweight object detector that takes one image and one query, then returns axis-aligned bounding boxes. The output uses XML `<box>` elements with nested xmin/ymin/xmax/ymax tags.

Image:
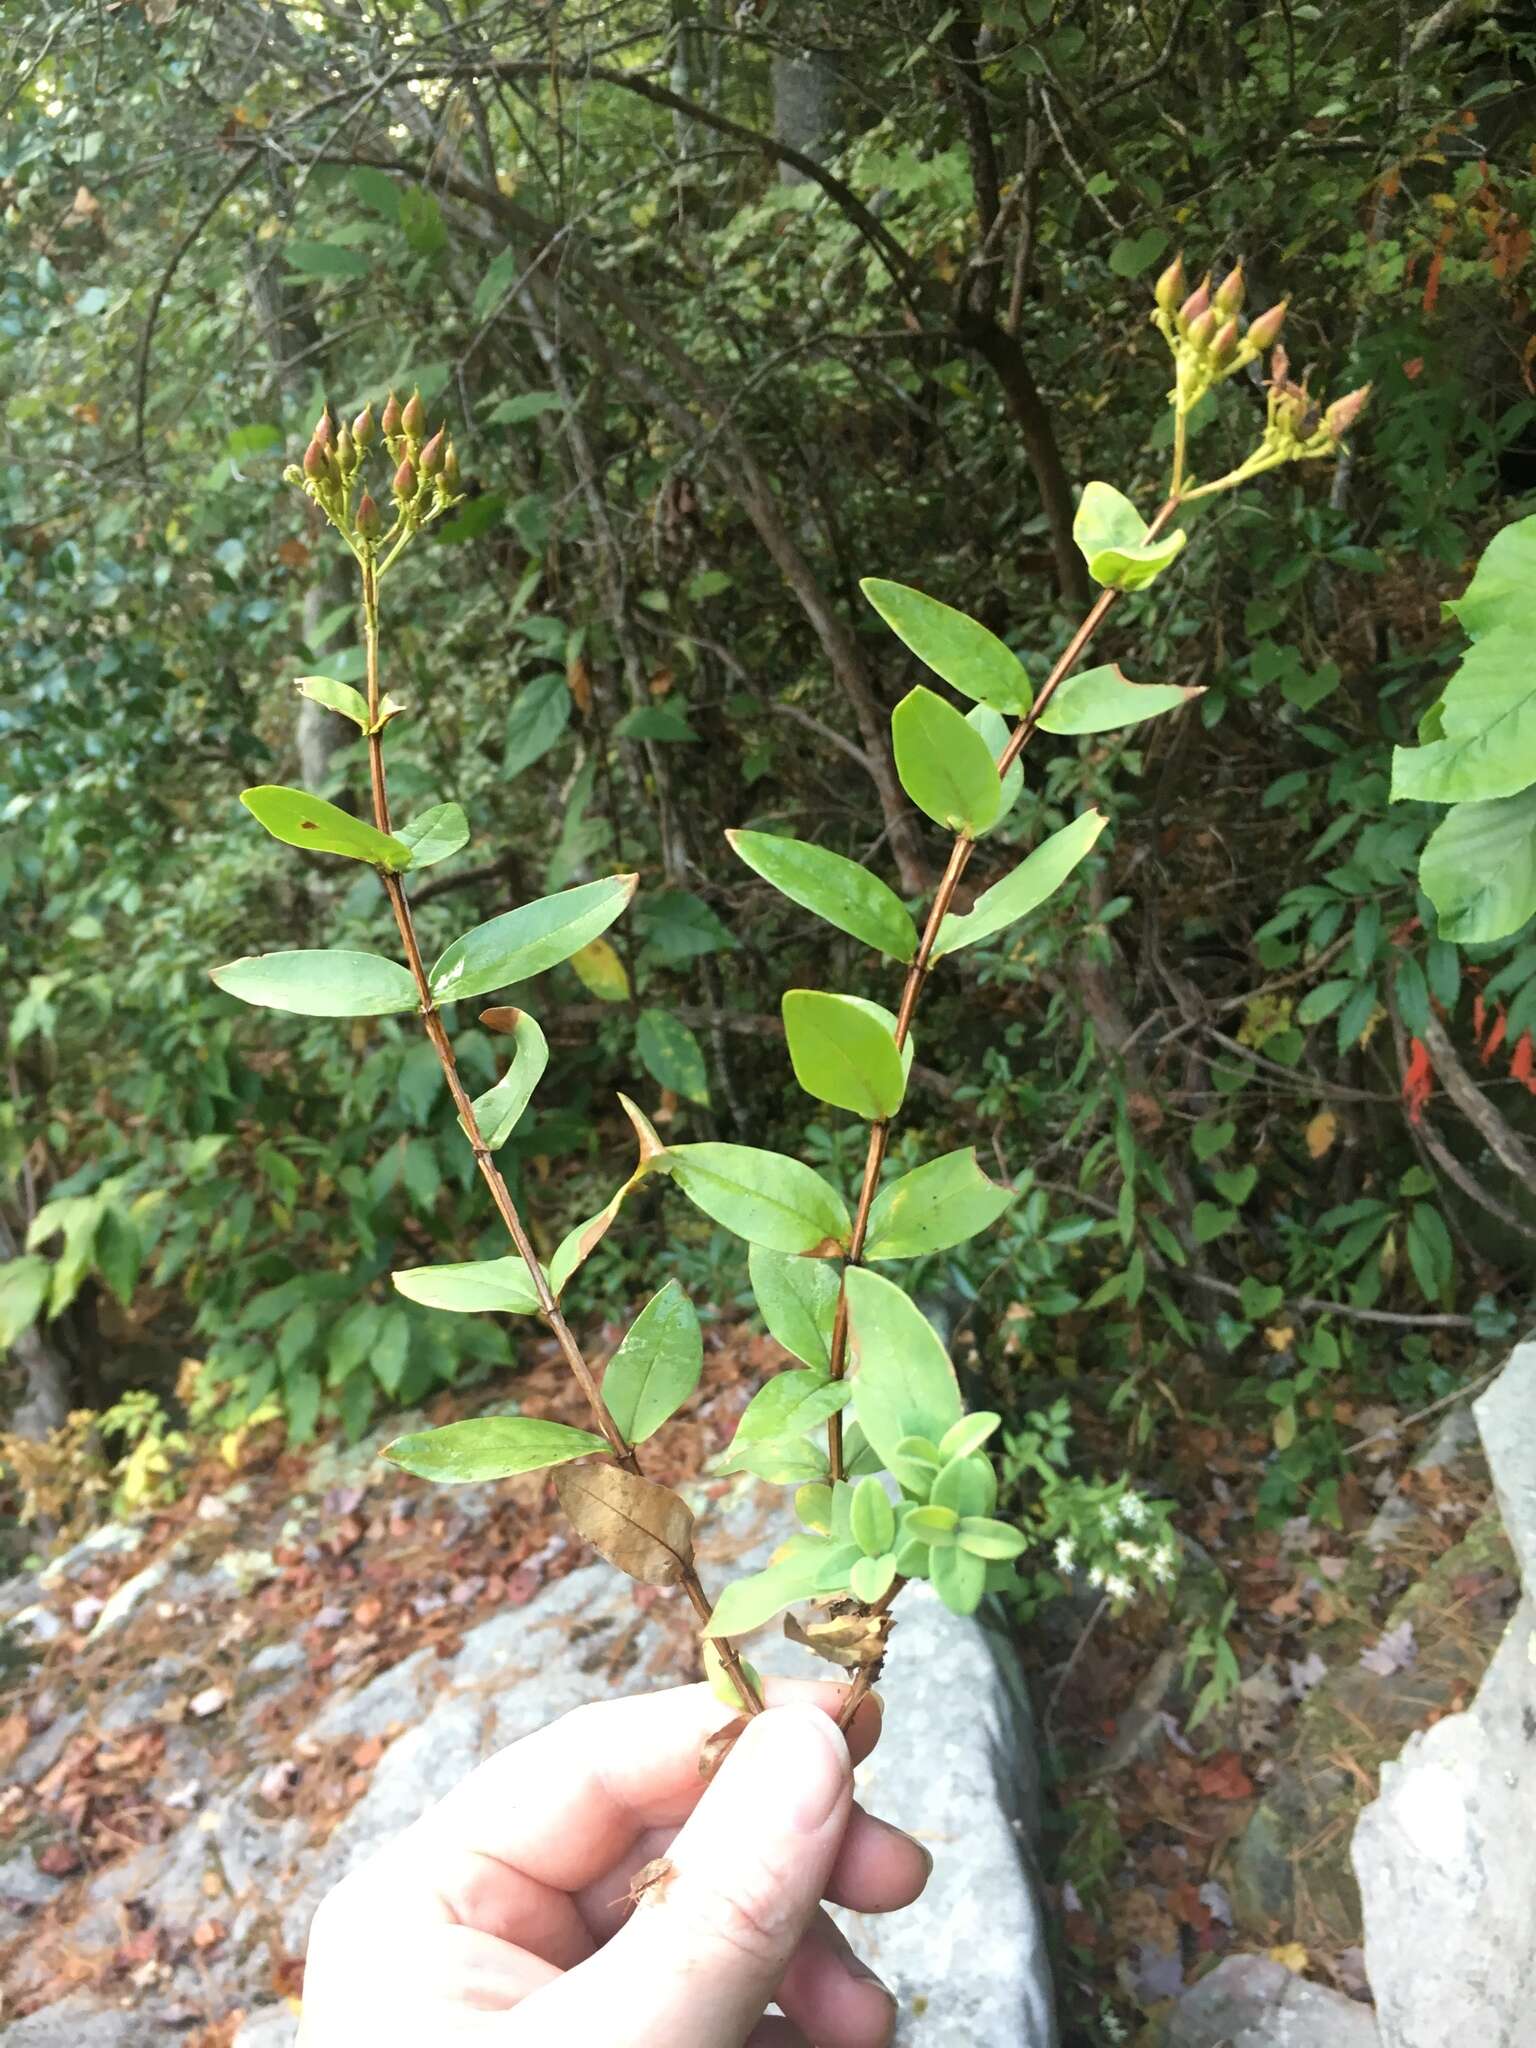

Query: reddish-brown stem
<box><xmin>826</xmin><ymin>494</ymin><xmax>1181</xmax><ymax>1590</ymax></box>
<box><xmin>356</xmin><ymin>552</ymin><xmax>763</xmax><ymax>1717</ymax></box>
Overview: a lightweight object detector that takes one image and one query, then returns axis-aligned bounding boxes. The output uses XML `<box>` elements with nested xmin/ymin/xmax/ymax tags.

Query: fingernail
<box><xmin>823</xmin><ymin>1917</ymin><xmax>896</xmax><ymax>2004</ymax></box>
<box><xmin>874</xmin><ymin>1817</ymin><xmax>933</xmax><ymax>1878</ymax></box>
<box><xmin>734</xmin><ymin>1705</ymin><xmax>849</xmax><ymax>1834</ymax></box>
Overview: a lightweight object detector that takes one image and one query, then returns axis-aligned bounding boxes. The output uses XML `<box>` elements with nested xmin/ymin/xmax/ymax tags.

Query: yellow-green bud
<box><xmin>1153</xmin><ymin>254</ymin><xmax>1185</xmax><ymax>314</ymax></box>
<box><xmin>352</xmin><ymin>403</ymin><xmax>376</xmax><ymax>447</ymax></box>
<box><xmin>1247</xmin><ymin>301</ymin><xmax>1288</xmax><ymax>352</ymax></box>
<box><xmin>1178</xmin><ymin>275</ymin><xmax>1212</xmax><ymax>327</ymax></box>
<box><xmin>442</xmin><ymin>443</ymin><xmax>460</xmax><ymax>489</ymax></box>
<box><xmin>401</xmin><ymin>389</ymin><xmax>426</xmax><ymax>439</ymax></box>
<box><xmin>1212</xmin><ymin>317</ymin><xmax>1239</xmax><ymax>362</ymax></box>
<box><xmin>336</xmin><ymin>424</ymin><xmax>355</xmax><ymax>469</ymax></box>
<box><xmin>1215</xmin><ymin>264</ymin><xmax>1245</xmax><ymax>316</ymax></box>
<box><xmin>419</xmin><ymin>426</ymin><xmax>446</xmax><ymax>475</ymax></box>
<box><xmin>302</xmin><ymin>437</ymin><xmax>327</xmax><ymax>479</ymax></box>
<box><xmin>1325</xmin><ymin>385</ymin><xmax>1372</xmax><ymax>439</ymax></box>
<box><xmin>1188</xmin><ymin>307</ymin><xmax>1217</xmax><ymax>350</ymax></box>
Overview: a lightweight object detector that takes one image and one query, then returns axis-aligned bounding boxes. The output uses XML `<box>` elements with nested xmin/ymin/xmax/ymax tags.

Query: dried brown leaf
<box><xmin>555</xmin><ymin>1463</ymin><xmax>695</xmax><ymax>1586</ymax></box>
<box><xmin>784</xmin><ymin>1608</ymin><xmax>891</xmax><ymax>1671</ymax></box>
<box><xmin>698</xmin><ymin>1713</ymin><xmax>748</xmax><ymax>1779</ymax></box>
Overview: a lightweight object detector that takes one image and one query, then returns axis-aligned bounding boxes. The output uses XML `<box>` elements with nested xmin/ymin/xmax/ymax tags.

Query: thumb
<box><xmin>533</xmin><ymin>1704</ymin><xmax>853</xmax><ymax>2047</ymax></box>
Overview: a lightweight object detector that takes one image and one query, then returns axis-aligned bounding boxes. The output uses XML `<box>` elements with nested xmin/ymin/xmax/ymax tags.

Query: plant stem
<box><xmin>825</xmin><ymin>497</ymin><xmax>1180</xmax><ymax>1558</ymax></box>
<box><xmin>356</xmin><ymin>551</ymin><xmax>763</xmax><ymax>1718</ymax></box>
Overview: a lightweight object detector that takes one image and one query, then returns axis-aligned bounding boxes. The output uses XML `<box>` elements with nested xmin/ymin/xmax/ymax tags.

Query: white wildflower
<box><xmin>1105</xmin><ymin>1573</ymin><xmax>1134</xmax><ymax>1602</ymax></box>
<box><xmin>1150</xmin><ymin>1544</ymin><xmax>1177</xmax><ymax>1582</ymax></box>
<box><xmin>1116</xmin><ymin>1539</ymin><xmax>1147</xmax><ymax>1562</ymax></box>
<box><xmin>1054</xmin><ymin>1536</ymin><xmax>1077</xmax><ymax>1571</ymax></box>
<box><xmin>1088</xmin><ymin>1564</ymin><xmax>1106</xmax><ymax>1588</ymax></box>
<box><xmin>1119</xmin><ymin>1493</ymin><xmax>1149</xmax><ymax>1527</ymax></box>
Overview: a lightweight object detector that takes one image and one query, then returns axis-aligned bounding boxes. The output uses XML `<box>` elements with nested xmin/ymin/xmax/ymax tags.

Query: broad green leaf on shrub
<box><xmin>382</xmin><ymin>1414</ymin><xmax>606</xmax><ymax>1483</ymax></box>
<box><xmin>1038</xmin><ymin>664</ymin><xmax>1201</xmax><ymax>733</ymax></box>
<box><xmin>1391</xmin><ymin>628</ymin><xmax>1536</xmax><ymax>805</ymax></box>
<box><xmin>504</xmin><ymin>672</ymin><xmax>571</xmax><ymax>778</ymax></box>
<box><xmin>663</xmin><ymin>1143</ymin><xmax>851</xmax><ymax>1253</ymax></box>
<box><xmin>726</xmin><ymin>831</ymin><xmax>917</xmax><ymax>961</ymax></box>
<box><xmin>569</xmin><ymin>937</ymin><xmax>630</xmax><ymax>1001</ymax></box>
<box><xmin>965</xmin><ymin>705</ymin><xmax>1023</xmax><ymax>829</ymax></box>
<box><xmin>860</xmin><ymin>579</ymin><xmax>1033</xmax><ymax>713</ymax></box>
<box><xmin>0</xmin><ymin>1256</ymin><xmax>50</xmax><ymax>1346</ymax></box>
<box><xmin>614</xmin><ymin>705</ymin><xmax>698</xmax><ymax>742</ymax></box>
<box><xmin>844</xmin><ymin>1268</ymin><xmax>963</xmax><ymax>1464</ymax></box>
<box><xmin>704</xmin><ymin>1543</ymin><xmax>857</xmax><ymax>1636</ymax></box>
<box><xmin>702</xmin><ymin>1638</ymin><xmax>763</xmax><ymax>1707</ymax></box>
<box><xmin>391</xmin><ymin>1255</ymin><xmax>544</xmax><ymax>1314</ymax></box>
<box><xmin>1072</xmin><ymin>482</ymin><xmax>1187</xmax><ymax>591</ymax></box>
<box><xmin>782</xmin><ymin>989</ymin><xmax>907</xmax><ymax>1120</ymax></box>
<box><xmin>1444</xmin><ymin>513</ymin><xmax>1536</xmax><ymax>640</ymax></box>
<box><xmin>720</xmin><ymin>1436</ymin><xmax>831</xmax><ymax>1484</ymax></box>
<box><xmin>1420</xmin><ymin>786</ymin><xmax>1536</xmax><ymax>943</ymax></box>
<box><xmin>636</xmin><ymin>1008</ymin><xmax>710</xmax><ymax>1105</ymax></box>
<box><xmin>640</xmin><ymin>889</ymin><xmax>738</xmax><ymax>964</ymax></box>
<box><xmin>931</xmin><ymin>1450</ymin><xmax>997</xmax><ymax>1517</ymax></box>
<box><xmin>430</xmin><ymin>875</ymin><xmax>637</xmax><ymax>1003</ymax></box>
<box><xmin>396</xmin><ymin>802</ymin><xmax>470</xmax><ymax>869</ymax></box>
<box><xmin>723</xmin><ymin>1368</ymin><xmax>852</xmax><ymax>1455</ymax></box>
<box><xmin>932</xmin><ymin>811</ymin><xmax>1106</xmax><ymax>959</ymax></box>
<box><xmin>863</xmin><ymin>1147</ymin><xmax>1015</xmax><ymax>1259</ymax></box>
<box><xmin>749</xmin><ymin>1243</ymin><xmax>840</xmax><ymax>1370</ymax></box>
<box><xmin>850</xmin><ymin>1475</ymin><xmax>896</xmax><ymax>1557</ymax></box>
<box><xmin>930</xmin><ymin>1541</ymin><xmax>987</xmax><ymax>1615</ymax></box>
<box><xmin>93</xmin><ymin>1207</ymin><xmax>141</xmax><ymax>1309</ymax></box>
<box><xmin>210</xmin><ymin>948</ymin><xmax>418</xmax><ymax>1017</ymax></box>
<box><xmin>295</xmin><ymin>674</ymin><xmax>370</xmax><ymax>729</ymax></box>
<box><xmin>849</xmin><ymin>1553</ymin><xmax>899</xmax><ymax>1604</ymax></box>
<box><xmin>286</xmin><ymin>240</ymin><xmax>371</xmax><ymax>279</ymax></box>
<box><xmin>891</xmin><ymin>686</ymin><xmax>1003</xmax><ymax>833</ymax></box>
<box><xmin>239</xmin><ymin>786</ymin><xmax>412</xmax><ymax>869</ymax></box>
<box><xmin>956</xmin><ymin>1515</ymin><xmax>1027</xmax><ymax>1559</ymax></box>
<box><xmin>468</xmin><ymin>1007</ymin><xmax>549</xmax><ymax>1149</ymax></box>
<box><xmin>601</xmin><ymin>1280</ymin><xmax>703</xmax><ymax>1443</ymax></box>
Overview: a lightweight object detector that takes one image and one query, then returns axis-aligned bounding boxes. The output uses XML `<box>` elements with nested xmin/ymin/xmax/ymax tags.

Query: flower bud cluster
<box><xmin>1152</xmin><ymin>254</ymin><xmax>1289</xmax><ymax>417</ymax></box>
<box><xmin>283</xmin><ymin>389</ymin><xmax>463</xmax><ymax>556</ymax></box>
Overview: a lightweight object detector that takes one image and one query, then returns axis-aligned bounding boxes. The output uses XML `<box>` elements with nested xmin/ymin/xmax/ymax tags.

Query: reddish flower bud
<box><xmin>1212</xmin><ymin>317</ymin><xmax>1239</xmax><ymax>362</ymax></box>
<box><xmin>356</xmin><ymin>491</ymin><xmax>382</xmax><ymax>537</ymax></box>
<box><xmin>419</xmin><ymin>426</ymin><xmax>446</xmax><ymax>475</ymax></box>
<box><xmin>313</xmin><ymin>406</ymin><xmax>334</xmax><ymax>448</ymax></box>
<box><xmin>1153</xmin><ymin>254</ymin><xmax>1185</xmax><ymax>313</ymax></box>
<box><xmin>303</xmin><ymin>437</ymin><xmax>327</xmax><ymax>479</ymax></box>
<box><xmin>1247</xmin><ymin>301</ymin><xmax>1288</xmax><ymax>352</ymax></box>
<box><xmin>393</xmin><ymin>457</ymin><xmax>417</xmax><ymax>499</ymax></box>
<box><xmin>381</xmin><ymin>390</ymin><xmax>402</xmax><ymax>437</ymax></box>
<box><xmin>1178</xmin><ymin>274</ymin><xmax>1212</xmax><ymax>326</ymax></box>
<box><xmin>1188</xmin><ymin>308</ymin><xmax>1217</xmax><ymax>350</ymax></box>
<box><xmin>352</xmin><ymin>403</ymin><xmax>376</xmax><ymax>447</ymax></box>
<box><xmin>401</xmin><ymin>389</ymin><xmax>426</xmax><ymax>438</ymax></box>
<box><xmin>1215</xmin><ymin>264</ymin><xmax>1245</xmax><ymax>316</ymax></box>
<box><xmin>1325</xmin><ymin>384</ymin><xmax>1373</xmax><ymax>439</ymax></box>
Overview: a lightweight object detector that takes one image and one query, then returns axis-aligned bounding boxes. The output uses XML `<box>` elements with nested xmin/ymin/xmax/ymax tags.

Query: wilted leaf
<box><xmin>1306</xmin><ymin>1110</ymin><xmax>1338</xmax><ymax>1158</ymax></box>
<box><xmin>784</xmin><ymin>1607</ymin><xmax>891</xmax><ymax>1669</ymax></box>
<box><xmin>698</xmin><ymin>1713</ymin><xmax>749</xmax><ymax>1779</ymax></box>
<box><xmin>555</xmin><ymin>1462</ymin><xmax>695</xmax><ymax>1586</ymax></box>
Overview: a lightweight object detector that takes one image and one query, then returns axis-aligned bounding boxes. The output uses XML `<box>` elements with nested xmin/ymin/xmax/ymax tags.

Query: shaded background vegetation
<box><xmin>3</xmin><ymin>0</ymin><xmax>1536</xmax><ymax>1547</ymax></box>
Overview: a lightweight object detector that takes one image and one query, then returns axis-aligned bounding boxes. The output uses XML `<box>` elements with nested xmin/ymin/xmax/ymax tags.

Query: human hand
<box><xmin>298</xmin><ymin>1677</ymin><xmax>930</xmax><ymax>2048</ymax></box>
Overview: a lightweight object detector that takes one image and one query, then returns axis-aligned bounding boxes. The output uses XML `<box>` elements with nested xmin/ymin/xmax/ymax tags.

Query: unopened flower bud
<box><xmin>401</xmin><ymin>389</ymin><xmax>426</xmax><ymax>439</ymax></box>
<box><xmin>356</xmin><ymin>491</ymin><xmax>382</xmax><ymax>537</ymax></box>
<box><xmin>303</xmin><ymin>437</ymin><xmax>327</xmax><ymax>479</ymax></box>
<box><xmin>419</xmin><ymin>426</ymin><xmax>446</xmax><ymax>475</ymax></box>
<box><xmin>352</xmin><ymin>403</ymin><xmax>375</xmax><ymax>447</ymax></box>
<box><xmin>313</xmin><ymin>406</ymin><xmax>334</xmax><ymax>449</ymax></box>
<box><xmin>1212</xmin><ymin>317</ymin><xmax>1239</xmax><ymax>362</ymax></box>
<box><xmin>1247</xmin><ymin>301</ymin><xmax>1288</xmax><ymax>351</ymax></box>
<box><xmin>381</xmin><ymin>390</ymin><xmax>402</xmax><ymax>437</ymax></box>
<box><xmin>442</xmin><ymin>444</ymin><xmax>460</xmax><ymax>489</ymax></box>
<box><xmin>1153</xmin><ymin>254</ymin><xmax>1185</xmax><ymax>313</ymax></box>
<box><xmin>282</xmin><ymin>463</ymin><xmax>304</xmax><ymax>486</ymax></box>
<box><xmin>1325</xmin><ymin>384</ymin><xmax>1372</xmax><ymax>439</ymax></box>
<box><xmin>393</xmin><ymin>457</ymin><xmax>417</xmax><ymax>499</ymax></box>
<box><xmin>1188</xmin><ymin>307</ymin><xmax>1217</xmax><ymax>350</ymax></box>
<box><xmin>336</xmin><ymin>424</ymin><xmax>355</xmax><ymax>469</ymax></box>
<box><xmin>1178</xmin><ymin>275</ymin><xmax>1212</xmax><ymax>327</ymax></box>
<box><xmin>1215</xmin><ymin>264</ymin><xmax>1245</xmax><ymax>316</ymax></box>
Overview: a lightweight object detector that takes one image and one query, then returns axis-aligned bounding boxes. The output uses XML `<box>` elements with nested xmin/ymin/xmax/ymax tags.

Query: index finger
<box><xmin>412</xmin><ymin>1676</ymin><xmax>881</xmax><ymax>1896</ymax></box>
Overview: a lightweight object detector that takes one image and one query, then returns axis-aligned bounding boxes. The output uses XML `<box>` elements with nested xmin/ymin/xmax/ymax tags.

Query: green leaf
<box><xmin>396</xmin><ymin>803</ymin><xmax>470</xmax><ymax>869</ymax></box>
<box><xmin>487</xmin><ymin>392</ymin><xmax>565</xmax><ymax>426</ymax></box>
<box><xmin>1445</xmin><ymin>514</ymin><xmax>1536</xmax><ymax>640</ymax></box>
<box><xmin>702</xmin><ymin>1639</ymin><xmax>763</xmax><ymax>1709</ymax></box>
<box><xmin>1210</xmin><ymin>1165</ymin><xmax>1256</xmax><ymax>1205</ymax></box>
<box><xmin>1192</xmin><ymin>1120</ymin><xmax>1234</xmax><ymax>1162</ymax></box>
<box><xmin>473</xmin><ymin>244</ymin><xmax>522</xmax><ymax>319</ymax></box>
<box><xmin>863</xmin><ymin>1147</ymin><xmax>1015</xmax><ymax>1259</ymax></box>
<box><xmin>931</xmin><ymin>1452</ymin><xmax>996</xmax><ymax>1518</ymax></box>
<box><xmin>748</xmin><ymin>1244</ymin><xmax>840</xmax><ymax>1371</ymax></box>
<box><xmin>210</xmin><ymin>949</ymin><xmax>418</xmax><ymax>1017</ymax></box>
<box><xmin>1420</xmin><ymin>788</ymin><xmax>1536</xmax><ymax>944</ymax></box>
<box><xmin>939</xmin><ymin>1412</ymin><xmax>1001</xmax><ymax>1460</ymax></box>
<box><xmin>850</xmin><ymin>1476</ymin><xmax>897</xmax><ymax>1557</ymax></box>
<box><xmin>468</xmin><ymin>1008</ymin><xmax>549</xmax><ymax>1149</ymax></box>
<box><xmin>932</xmin><ymin>811</ymin><xmax>1107</xmax><ymax>959</ymax></box>
<box><xmin>615</xmin><ymin>705</ymin><xmax>698</xmax><ymax>742</ymax></box>
<box><xmin>93</xmin><ymin>1208</ymin><xmax>141</xmax><ymax>1310</ymax></box>
<box><xmin>721</xmin><ymin>1370</ymin><xmax>852</xmax><ymax>1462</ymax></box>
<box><xmin>0</xmin><ymin>1256</ymin><xmax>50</xmax><ymax>1347</ymax></box>
<box><xmin>859</xmin><ymin>579</ymin><xmax>1032</xmax><ymax>713</ymax></box>
<box><xmin>664</xmin><ymin>1143</ymin><xmax>851</xmax><ymax>1253</ymax></box>
<box><xmin>1108</xmin><ymin>226</ymin><xmax>1170</xmax><ymax>277</ymax></box>
<box><xmin>726</xmin><ymin>831</ymin><xmax>917</xmax><ymax>961</ymax></box>
<box><xmin>391</xmin><ymin>1256</ymin><xmax>545</xmax><ymax>1315</ymax></box>
<box><xmin>286</xmin><ymin>241</ymin><xmax>371</xmax><ymax>279</ymax></box>
<box><xmin>704</xmin><ymin>1548</ymin><xmax>846</xmax><ymax>1637</ymax></box>
<box><xmin>383</xmin><ymin>1414</ymin><xmax>606</xmax><ymax>1483</ymax></box>
<box><xmin>844</xmin><ymin>1268</ymin><xmax>963</xmax><ymax>1466</ymax></box>
<box><xmin>1391</xmin><ymin>628</ymin><xmax>1536</xmax><ymax>805</ymax></box>
<box><xmin>601</xmin><ymin>1281</ymin><xmax>703</xmax><ymax>1444</ymax></box>
<box><xmin>1297</xmin><ymin>979</ymin><xmax>1354</xmax><ymax>1026</ymax></box>
<box><xmin>1038</xmin><ymin>664</ymin><xmax>1200</xmax><ymax>734</ymax></box>
<box><xmin>239</xmin><ymin>786</ymin><xmax>412</xmax><ymax>869</ymax></box>
<box><xmin>849</xmin><ymin>1553</ymin><xmax>898</xmax><ymax>1604</ymax></box>
<box><xmin>1192</xmin><ymin>1202</ymin><xmax>1236</xmax><ymax>1245</ymax></box>
<box><xmin>782</xmin><ymin>990</ymin><xmax>908</xmax><ymax>1120</ymax></box>
<box><xmin>930</xmin><ymin>1542</ymin><xmax>987</xmax><ymax>1615</ymax></box>
<box><xmin>966</xmin><ymin>705</ymin><xmax>1023</xmax><ymax>830</ymax></box>
<box><xmin>636</xmin><ymin>1009</ymin><xmax>710</xmax><ymax>1106</ymax></box>
<box><xmin>891</xmin><ymin>686</ymin><xmax>1002</xmax><ymax>834</ymax></box>
<box><xmin>295</xmin><ymin>674</ymin><xmax>370</xmax><ymax>729</ymax></box>
<box><xmin>1073</xmin><ymin>482</ymin><xmax>1187</xmax><ymax>591</ymax></box>
<box><xmin>956</xmin><ymin>1516</ymin><xmax>1027</xmax><ymax>1560</ymax></box>
<box><xmin>431</xmin><ymin>875</ymin><xmax>638</xmax><ymax>1003</ymax></box>
<box><xmin>504</xmin><ymin>673</ymin><xmax>572</xmax><ymax>779</ymax></box>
